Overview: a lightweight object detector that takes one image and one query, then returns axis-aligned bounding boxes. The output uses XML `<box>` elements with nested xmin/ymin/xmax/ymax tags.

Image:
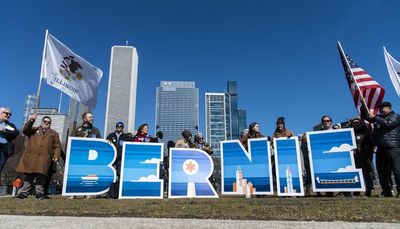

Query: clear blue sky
<box><xmin>2</xmin><ymin>0</ymin><xmax>400</xmax><ymax>138</ymax></box>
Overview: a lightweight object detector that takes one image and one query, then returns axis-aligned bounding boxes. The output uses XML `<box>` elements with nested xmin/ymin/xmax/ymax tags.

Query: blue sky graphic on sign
<box><xmin>221</xmin><ymin>139</ymin><xmax>273</xmax><ymax>196</ymax></box>
<box><xmin>169</xmin><ymin>148</ymin><xmax>218</xmax><ymax>198</ymax></box>
<box><xmin>119</xmin><ymin>142</ymin><xmax>164</xmax><ymax>199</ymax></box>
<box><xmin>274</xmin><ymin>137</ymin><xmax>304</xmax><ymax>196</ymax></box>
<box><xmin>63</xmin><ymin>137</ymin><xmax>116</xmax><ymax>195</ymax></box>
<box><xmin>307</xmin><ymin>129</ymin><xmax>365</xmax><ymax>192</ymax></box>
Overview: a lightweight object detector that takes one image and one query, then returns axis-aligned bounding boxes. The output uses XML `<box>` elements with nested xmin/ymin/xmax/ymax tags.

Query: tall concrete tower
<box><xmin>104</xmin><ymin>46</ymin><xmax>138</xmax><ymax>136</ymax></box>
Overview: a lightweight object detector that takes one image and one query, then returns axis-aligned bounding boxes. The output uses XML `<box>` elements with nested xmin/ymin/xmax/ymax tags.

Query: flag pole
<box><xmin>337</xmin><ymin>41</ymin><xmax>369</xmax><ymax>110</ymax></box>
<box><xmin>58</xmin><ymin>91</ymin><xmax>63</xmax><ymax>114</ymax></box>
<box><xmin>35</xmin><ymin>29</ymin><xmax>49</xmax><ymax>113</ymax></box>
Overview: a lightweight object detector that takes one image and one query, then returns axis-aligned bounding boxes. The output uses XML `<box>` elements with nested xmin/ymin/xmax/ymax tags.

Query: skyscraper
<box><xmin>156</xmin><ymin>81</ymin><xmax>199</xmax><ymax>143</ymax></box>
<box><xmin>225</xmin><ymin>81</ymin><xmax>246</xmax><ymax>140</ymax></box>
<box><xmin>205</xmin><ymin>93</ymin><xmax>226</xmax><ymax>156</ymax></box>
<box><xmin>104</xmin><ymin>46</ymin><xmax>138</xmax><ymax>136</ymax></box>
<box><xmin>22</xmin><ymin>94</ymin><xmax>38</xmax><ymax>127</ymax></box>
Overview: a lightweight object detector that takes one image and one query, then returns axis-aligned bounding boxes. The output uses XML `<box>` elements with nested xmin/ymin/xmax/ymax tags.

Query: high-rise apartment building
<box><xmin>205</xmin><ymin>93</ymin><xmax>226</xmax><ymax>156</ymax></box>
<box><xmin>156</xmin><ymin>81</ymin><xmax>199</xmax><ymax>143</ymax></box>
<box><xmin>104</xmin><ymin>46</ymin><xmax>138</xmax><ymax>136</ymax></box>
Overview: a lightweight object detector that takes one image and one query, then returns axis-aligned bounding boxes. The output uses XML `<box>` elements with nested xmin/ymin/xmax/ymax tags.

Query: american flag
<box><xmin>338</xmin><ymin>43</ymin><xmax>385</xmax><ymax>116</ymax></box>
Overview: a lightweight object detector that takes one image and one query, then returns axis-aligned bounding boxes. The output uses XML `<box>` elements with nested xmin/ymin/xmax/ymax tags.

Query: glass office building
<box><xmin>225</xmin><ymin>81</ymin><xmax>246</xmax><ymax>140</ymax></box>
<box><xmin>205</xmin><ymin>93</ymin><xmax>226</xmax><ymax>156</ymax></box>
<box><xmin>156</xmin><ymin>81</ymin><xmax>199</xmax><ymax>143</ymax></box>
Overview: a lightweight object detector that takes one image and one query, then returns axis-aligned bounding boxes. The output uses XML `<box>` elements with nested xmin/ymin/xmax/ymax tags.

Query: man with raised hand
<box><xmin>16</xmin><ymin>114</ymin><xmax>61</xmax><ymax>200</ymax></box>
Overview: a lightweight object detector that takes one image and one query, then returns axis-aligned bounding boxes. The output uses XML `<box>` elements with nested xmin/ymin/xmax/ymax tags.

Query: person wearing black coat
<box><xmin>0</xmin><ymin>107</ymin><xmax>19</xmax><ymax>172</ymax></box>
<box><xmin>351</xmin><ymin>118</ymin><xmax>374</xmax><ymax>197</ymax></box>
<box><xmin>366</xmin><ymin>101</ymin><xmax>400</xmax><ymax>197</ymax></box>
<box><xmin>106</xmin><ymin>121</ymin><xmax>131</xmax><ymax>198</ymax></box>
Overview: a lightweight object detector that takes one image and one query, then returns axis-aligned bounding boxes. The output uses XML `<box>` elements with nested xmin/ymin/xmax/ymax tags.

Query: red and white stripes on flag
<box><xmin>337</xmin><ymin>42</ymin><xmax>385</xmax><ymax>116</ymax></box>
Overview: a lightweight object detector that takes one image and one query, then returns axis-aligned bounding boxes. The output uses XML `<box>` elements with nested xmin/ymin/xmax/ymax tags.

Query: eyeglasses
<box><xmin>116</xmin><ymin>125</ymin><xmax>123</xmax><ymax>128</ymax></box>
<box><xmin>42</xmin><ymin>120</ymin><xmax>51</xmax><ymax>124</ymax></box>
<box><xmin>2</xmin><ymin>112</ymin><xmax>11</xmax><ymax>117</ymax></box>
<box><xmin>322</xmin><ymin>120</ymin><xmax>332</xmax><ymax>123</ymax></box>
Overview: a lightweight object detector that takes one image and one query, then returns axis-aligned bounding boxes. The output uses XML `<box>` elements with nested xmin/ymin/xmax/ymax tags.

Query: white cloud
<box><xmin>140</xmin><ymin>158</ymin><xmax>161</xmax><ymax>164</ymax></box>
<box><xmin>332</xmin><ymin>165</ymin><xmax>356</xmax><ymax>173</ymax></box>
<box><xmin>323</xmin><ymin>144</ymin><xmax>354</xmax><ymax>154</ymax></box>
<box><xmin>137</xmin><ymin>175</ymin><xmax>158</xmax><ymax>181</ymax></box>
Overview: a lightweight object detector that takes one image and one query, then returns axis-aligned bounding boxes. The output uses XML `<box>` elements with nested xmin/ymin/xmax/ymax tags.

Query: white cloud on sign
<box><xmin>140</xmin><ymin>158</ymin><xmax>161</xmax><ymax>164</ymax></box>
<box><xmin>323</xmin><ymin>144</ymin><xmax>354</xmax><ymax>154</ymax></box>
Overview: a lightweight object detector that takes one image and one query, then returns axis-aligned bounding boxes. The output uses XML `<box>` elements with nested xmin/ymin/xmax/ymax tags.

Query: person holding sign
<box><xmin>71</xmin><ymin>112</ymin><xmax>101</xmax><ymax>139</ymax></box>
<box><xmin>15</xmin><ymin>114</ymin><xmax>61</xmax><ymax>200</ymax></box>
<box><xmin>175</xmin><ymin>129</ymin><xmax>195</xmax><ymax>148</ymax></box>
<box><xmin>272</xmin><ymin>117</ymin><xmax>293</xmax><ymax>139</ymax></box>
<box><xmin>240</xmin><ymin>122</ymin><xmax>264</xmax><ymax>150</ymax></box>
<box><xmin>132</xmin><ymin>123</ymin><xmax>160</xmax><ymax>143</ymax></box>
<box><xmin>69</xmin><ymin>112</ymin><xmax>101</xmax><ymax>199</ymax></box>
<box><xmin>350</xmin><ymin>118</ymin><xmax>374</xmax><ymax>197</ymax></box>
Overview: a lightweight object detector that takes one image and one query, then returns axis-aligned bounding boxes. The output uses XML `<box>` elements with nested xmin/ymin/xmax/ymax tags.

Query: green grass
<box><xmin>1</xmin><ymin>196</ymin><xmax>399</xmax><ymax>222</ymax></box>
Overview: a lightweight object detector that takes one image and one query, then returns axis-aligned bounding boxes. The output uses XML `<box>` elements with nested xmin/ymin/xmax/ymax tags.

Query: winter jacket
<box><xmin>372</xmin><ymin>111</ymin><xmax>400</xmax><ymax>148</ymax></box>
<box><xmin>71</xmin><ymin>124</ymin><xmax>101</xmax><ymax>138</ymax></box>
<box><xmin>0</xmin><ymin>120</ymin><xmax>19</xmax><ymax>143</ymax></box>
<box><xmin>16</xmin><ymin>120</ymin><xmax>61</xmax><ymax>175</ymax></box>
<box><xmin>106</xmin><ymin>132</ymin><xmax>131</xmax><ymax>160</ymax></box>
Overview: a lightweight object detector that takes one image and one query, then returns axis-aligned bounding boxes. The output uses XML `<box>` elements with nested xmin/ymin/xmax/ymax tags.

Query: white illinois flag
<box><xmin>40</xmin><ymin>33</ymin><xmax>103</xmax><ymax>108</ymax></box>
<box><xmin>384</xmin><ymin>47</ymin><xmax>400</xmax><ymax>97</ymax></box>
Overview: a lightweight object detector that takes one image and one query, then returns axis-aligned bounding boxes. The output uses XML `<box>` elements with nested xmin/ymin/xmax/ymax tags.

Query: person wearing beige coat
<box><xmin>16</xmin><ymin>114</ymin><xmax>61</xmax><ymax>200</ymax></box>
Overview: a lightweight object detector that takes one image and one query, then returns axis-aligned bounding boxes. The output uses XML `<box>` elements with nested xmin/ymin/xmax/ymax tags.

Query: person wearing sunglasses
<box><xmin>320</xmin><ymin>115</ymin><xmax>333</xmax><ymax>130</ymax></box>
<box><xmin>0</xmin><ymin>107</ymin><xmax>19</xmax><ymax>173</ymax></box>
<box><xmin>106</xmin><ymin>121</ymin><xmax>131</xmax><ymax>198</ymax></box>
<box><xmin>15</xmin><ymin>114</ymin><xmax>61</xmax><ymax>200</ymax></box>
<box><xmin>194</xmin><ymin>133</ymin><xmax>213</xmax><ymax>155</ymax></box>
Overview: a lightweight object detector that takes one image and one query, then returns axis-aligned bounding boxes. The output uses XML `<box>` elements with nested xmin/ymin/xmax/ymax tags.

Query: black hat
<box><xmin>276</xmin><ymin>117</ymin><xmax>285</xmax><ymax>126</ymax></box>
<box><xmin>378</xmin><ymin>101</ymin><xmax>392</xmax><ymax>108</ymax></box>
<box><xmin>182</xmin><ymin>129</ymin><xmax>192</xmax><ymax>138</ymax></box>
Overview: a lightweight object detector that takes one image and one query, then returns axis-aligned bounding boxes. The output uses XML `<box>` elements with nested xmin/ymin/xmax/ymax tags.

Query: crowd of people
<box><xmin>1</xmin><ymin>100</ymin><xmax>399</xmax><ymax>199</ymax></box>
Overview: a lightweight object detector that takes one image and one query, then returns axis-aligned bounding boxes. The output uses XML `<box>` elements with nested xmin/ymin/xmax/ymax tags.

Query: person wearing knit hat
<box><xmin>175</xmin><ymin>129</ymin><xmax>195</xmax><ymax>148</ymax></box>
<box><xmin>105</xmin><ymin>121</ymin><xmax>131</xmax><ymax>198</ymax></box>
<box><xmin>272</xmin><ymin>117</ymin><xmax>293</xmax><ymax>139</ymax></box>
